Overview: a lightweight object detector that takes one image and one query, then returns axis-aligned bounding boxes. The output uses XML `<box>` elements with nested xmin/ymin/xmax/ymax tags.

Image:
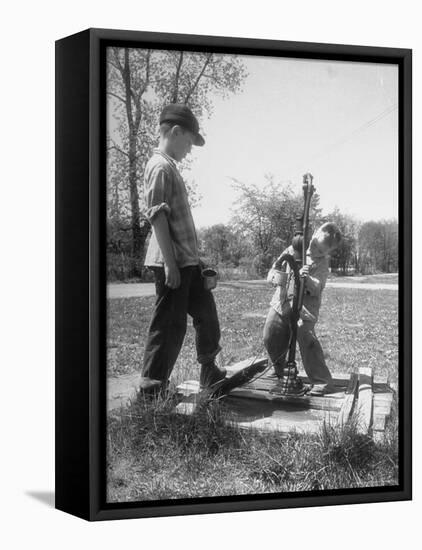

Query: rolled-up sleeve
<box><xmin>144</xmin><ymin>167</ymin><xmax>172</xmax><ymax>223</ymax></box>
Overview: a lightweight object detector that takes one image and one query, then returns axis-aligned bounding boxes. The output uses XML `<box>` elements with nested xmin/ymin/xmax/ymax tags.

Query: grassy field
<box><xmin>107</xmin><ymin>283</ymin><xmax>399</xmax><ymax>503</ymax></box>
<box><xmin>107</xmin><ymin>284</ymin><xmax>398</xmax><ymax>384</ymax></box>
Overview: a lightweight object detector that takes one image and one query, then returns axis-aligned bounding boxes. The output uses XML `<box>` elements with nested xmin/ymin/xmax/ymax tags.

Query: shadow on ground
<box><xmin>26</xmin><ymin>491</ymin><xmax>55</xmax><ymax>508</ymax></box>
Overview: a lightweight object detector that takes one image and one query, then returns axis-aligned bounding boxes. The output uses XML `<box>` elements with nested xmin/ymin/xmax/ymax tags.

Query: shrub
<box><xmin>252</xmin><ymin>253</ymin><xmax>273</xmax><ymax>278</ymax></box>
<box><xmin>107</xmin><ymin>253</ymin><xmax>152</xmax><ymax>282</ymax></box>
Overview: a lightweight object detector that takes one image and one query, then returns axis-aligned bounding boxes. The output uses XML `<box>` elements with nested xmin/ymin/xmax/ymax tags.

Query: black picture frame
<box><xmin>55</xmin><ymin>27</ymin><xmax>412</xmax><ymax>521</ymax></box>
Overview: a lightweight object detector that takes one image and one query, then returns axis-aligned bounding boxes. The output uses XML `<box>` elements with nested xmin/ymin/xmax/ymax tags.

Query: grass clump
<box><xmin>107</xmin><ymin>392</ymin><xmax>399</xmax><ymax>503</ymax></box>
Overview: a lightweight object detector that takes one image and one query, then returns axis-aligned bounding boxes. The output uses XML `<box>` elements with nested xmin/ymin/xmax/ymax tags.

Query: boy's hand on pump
<box><xmin>299</xmin><ymin>265</ymin><xmax>310</xmax><ymax>278</ymax></box>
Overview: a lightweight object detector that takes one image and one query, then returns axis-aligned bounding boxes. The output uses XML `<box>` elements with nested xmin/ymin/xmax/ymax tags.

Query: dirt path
<box><xmin>107</xmin><ymin>279</ymin><xmax>398</xmax><ymax>299</ymax></box>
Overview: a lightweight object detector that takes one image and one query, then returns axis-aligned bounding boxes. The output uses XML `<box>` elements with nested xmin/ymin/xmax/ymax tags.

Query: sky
<box><xmin>186</xmin><ymin>55</ymin><xmax>398</xmax><ymax>229</ymax></box>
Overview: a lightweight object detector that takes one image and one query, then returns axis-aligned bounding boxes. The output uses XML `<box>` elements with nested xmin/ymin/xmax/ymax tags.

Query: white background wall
<box><xmin>1</xmin><ymin>1</ymin><xmax>419</xmax><ymax>548</ymax></box>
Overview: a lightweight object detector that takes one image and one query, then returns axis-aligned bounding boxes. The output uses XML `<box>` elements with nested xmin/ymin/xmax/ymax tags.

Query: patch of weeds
<box><xmin>108</xmin><ymin>396</ymin><xmax>399</xmax><ymax>502</ymax></box>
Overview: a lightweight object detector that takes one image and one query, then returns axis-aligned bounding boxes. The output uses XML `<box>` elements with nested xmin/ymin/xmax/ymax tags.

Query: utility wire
<box><xmin>304</xmin><ymin>102</ymin><xmax>398</xmax><ymax>170</ymax></box>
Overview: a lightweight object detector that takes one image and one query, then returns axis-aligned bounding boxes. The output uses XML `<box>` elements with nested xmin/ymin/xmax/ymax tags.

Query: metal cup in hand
<box><xmin>202</xmin><ymin>268</ymin><xmax>218</xmax><ymax>290</ymax></box>
<box><xmin>267</xmin><ymin>268</ymin><xmax>288</xmax><ymax>287</ymax></box>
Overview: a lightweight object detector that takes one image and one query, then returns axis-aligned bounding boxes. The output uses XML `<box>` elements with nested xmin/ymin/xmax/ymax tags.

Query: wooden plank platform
<box><xmin>337</xmin><ymin>371</ymin><xmax>359</xmax><ymax>426</ymax></box>
<box><xmin>176</xmin><ymin>359</ymin><xmax>395</xmax><ymax>439</ymax></box>
<box><xmin>356</xmin><ymin>367</ymin><xmax>373</xmax><ymax>434</ymax></box>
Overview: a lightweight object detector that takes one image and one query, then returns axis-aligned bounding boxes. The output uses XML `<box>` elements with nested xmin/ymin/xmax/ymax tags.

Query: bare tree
<box><xmin>107</xmin><ymin>48</ymin><xmax>248</xmax><ymax>276</ymax></box>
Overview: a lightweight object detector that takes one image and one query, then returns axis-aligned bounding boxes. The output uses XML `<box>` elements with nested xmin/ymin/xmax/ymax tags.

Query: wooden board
<box><xmin>373</xmin><ymin>411</ymin><xmax>388</xmax><ymax>444</ymax></box>
<box><xmin>176</xmin><ymin>360</ymin><xmax>351</xmax><ymax>435</ymax></box>
<box><xmin>176</xmin><ymin>358</ymin><xmax>394</xmax><ymax>439</ymax></box>
<box><xmin>224</xmin><ymin>360</ymin><xmax>348</xmax><ymax>413</ymax></box>
<box><xmin>373</xmin><ymin>392</ymin><xmax>394</xmax><ymax>415</ymax></box>
<box><xmin>224</xmin><ymin>397</ymin><xmax>337</xmax><ymax>434</ymax></box>
<box><xmin>371</xmin><ymin>388</ymin><xmax>394</xmax><ymax>442</ymax></box>
<box><xmin>337</xmin><ymin>371</ymin><xmax>359</xmax><ymax>426</ymax></box>
<box><xmin>228</xmin><ymin>386</ymin><xmax>344</xmax><ymax>411</ymax></box>
<box><xmin>372</xmin><ymin>414</ymin><xmax>387</xmax><ymax>432</ymax></box>
<box><xmin>357</xmin><ymin>367</ymin><xmax>373</xmax><ymax>434</ymax></box>
<box><xmin>225</xmin><ymin>357</ymin><xmax>268</xmax><ymax>375</ymax></box>
<box><xmin>374</xmin><ymin>374</ymin><xmax>388</xmax><ymax>385</ymax></box>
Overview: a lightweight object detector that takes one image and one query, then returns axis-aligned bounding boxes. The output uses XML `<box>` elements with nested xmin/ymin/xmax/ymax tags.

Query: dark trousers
<box><xmin>263</xmin><ymin>306</ymin><xmax>333</xmax><ymax>388</ymax></box>
<box><xmin>142</xmin><ymin>266</ymin><xmax>221</xmax><ymax>382</ymax></box>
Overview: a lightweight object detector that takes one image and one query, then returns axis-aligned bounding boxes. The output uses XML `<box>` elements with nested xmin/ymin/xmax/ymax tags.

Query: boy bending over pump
<box><xmin>263</xmin><ymin>222</ymin><xmax>342</xmax><ymax>396</ymax></box>
<box><xmin>138</xmin><ymin>104</ymin><xmax>226</xmax><ymax>397</ymax></box>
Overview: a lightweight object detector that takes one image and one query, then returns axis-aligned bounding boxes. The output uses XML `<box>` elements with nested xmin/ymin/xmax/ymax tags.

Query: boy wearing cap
<box><xmin>263</xmin><ymin>222</ymin><xmax>342</xmax><ymax>396</ymax></box>
<box><xmin>139</xmin><ymin>104</ymin><xmax>226</xmax><ymax>396</ymax></box>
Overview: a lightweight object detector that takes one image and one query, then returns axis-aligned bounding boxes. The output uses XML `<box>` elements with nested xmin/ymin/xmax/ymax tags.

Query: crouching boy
<box><xmin>263</xmin><ymin>222</ymin><xmax>342</xmax><ymax>396</ymax></box>
<box><xmin>138</xmin><ymin>104</ymin><xmax>226</xmax><ymax>397</ymax></box>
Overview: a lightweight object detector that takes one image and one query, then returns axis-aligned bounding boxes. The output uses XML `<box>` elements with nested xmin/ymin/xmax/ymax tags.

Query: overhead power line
<box><xmin>306</xmin><ymin>102</ymin><xmax>398</xmax><ymax>167</ymax></box>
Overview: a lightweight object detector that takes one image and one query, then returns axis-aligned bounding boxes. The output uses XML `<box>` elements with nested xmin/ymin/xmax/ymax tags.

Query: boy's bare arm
<box><xmin>151</xmin><ymin>211</ymin><xmax>180</xmax><ymax>289</ymax></box>
<box><xmin>273</xmin><ymin>246</ymin><xmax>292</xmax><ymax>268</ymax></box>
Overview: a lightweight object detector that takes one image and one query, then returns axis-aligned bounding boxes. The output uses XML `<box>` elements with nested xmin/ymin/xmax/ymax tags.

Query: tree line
<box><xmin>197</xmin><ymin>177</ymin><xmax>398</xmax><ymax>278</ymax></box>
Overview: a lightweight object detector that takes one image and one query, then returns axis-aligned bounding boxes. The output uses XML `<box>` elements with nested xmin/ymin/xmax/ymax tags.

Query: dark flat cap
<box><xmin>159</xmin><ymin>103</ymin><xmax>205</xmax><ymax>146</ymax></box>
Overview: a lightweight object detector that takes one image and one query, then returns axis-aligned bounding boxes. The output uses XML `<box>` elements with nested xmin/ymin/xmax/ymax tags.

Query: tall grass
<box><xmin>107</xmin><ymin>391</ymin><xmax>398</xmax><ymax>503</ymax></box>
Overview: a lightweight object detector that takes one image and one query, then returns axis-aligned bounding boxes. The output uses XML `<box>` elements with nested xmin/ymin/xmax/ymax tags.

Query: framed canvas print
<box><xmin>55</xmin><ymin>28</ymin><xmax>412</xmax><ymax>521</ymax></box>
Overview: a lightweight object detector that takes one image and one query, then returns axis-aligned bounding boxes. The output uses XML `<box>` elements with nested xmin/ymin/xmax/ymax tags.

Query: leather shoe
<box><xmin>137</xmin><ymin>377</ymin><xmax>165</xmax><ymax>398</ymax></box>
<box><xmin>199</xmin><ymin>363</ymin><xmax>227</xmax><ymax>389</ymax></box>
